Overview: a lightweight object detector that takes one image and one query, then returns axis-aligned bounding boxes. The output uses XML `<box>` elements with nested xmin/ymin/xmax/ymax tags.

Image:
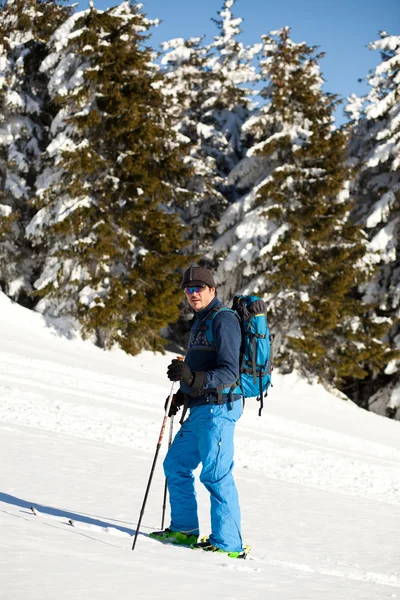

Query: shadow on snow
<box><xmin>0</xmin><ymin>491</ymin><xmax>140</xmax><ymax>537</ymax></box>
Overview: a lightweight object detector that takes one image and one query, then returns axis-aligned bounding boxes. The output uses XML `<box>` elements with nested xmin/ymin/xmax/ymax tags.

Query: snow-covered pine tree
<box><xmin>27</xmin><ymin>1</ymin><xmax>191</xmax><ymax>354</ymax></box>
<box><xmin>160</xmin><ymin>0</ymin><xmax>259</xmax><ymax>255</ymax></box>
<box><xmin>207</xmin><ymin>0</ymin><xmax>259</xmax><ymax>174</ymax></box>
<box><xmin>213</xmin><ymin>27</ymin><xmax>390</xmax><ymax>389</ymax></box>
<box><xmin>345</xmin><ymin>31</ymin><xmax>400</xmax><ymax>417</ymax></box>
<box><xmin>160</xmin><ymin>36</ymin><xmax>225</xmax><ymax>253</ymax></box>
<box><xmin>0</xmin><ymin>0</ymin><xmax>71</xmax><ymax>304</ymax></box>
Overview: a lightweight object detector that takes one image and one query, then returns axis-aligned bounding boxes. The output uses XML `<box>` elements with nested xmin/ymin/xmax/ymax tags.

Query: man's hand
<box><xmin>167</xmin><ymin>359</ymin><xmax>194</xmax><ymax>386</ymax></box>
<box><xmin>164</xmin><ymin>389</ymin><xmax>185</xmax><ymax>417</ymax></box>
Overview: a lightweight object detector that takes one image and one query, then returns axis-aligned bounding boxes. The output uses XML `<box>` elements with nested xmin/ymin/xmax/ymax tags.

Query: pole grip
<box><xmin>163</xmin><ymin>356</ymin><xmax>184</xmax><ymax>422</ymax></box>
<box><xmin>163</xmin><ymin>381</ymin><xmax>176</xmax><ymax>421</ymax></box>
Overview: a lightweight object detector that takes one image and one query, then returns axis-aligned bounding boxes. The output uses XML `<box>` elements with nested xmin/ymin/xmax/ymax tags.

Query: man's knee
<box><xmin>163</xmin><ymin>450</ymin><xmax>176</xmax><ymax>478</ymax></box>
<box><xmin>200</xmin><ymin>463</ymin><xmax>234</xmax><ymax>489</ymax></box>
<box><xmin>163</xmin><ymin>448</ymin><xmax>192</xmax><ymax>478</ymax></box>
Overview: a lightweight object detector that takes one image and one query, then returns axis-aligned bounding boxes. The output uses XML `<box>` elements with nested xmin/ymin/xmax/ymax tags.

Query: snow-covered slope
<box><xmin>1</xmin><ymin>291</ymin><xmax>400</xmax><ymax>600</ymax></box>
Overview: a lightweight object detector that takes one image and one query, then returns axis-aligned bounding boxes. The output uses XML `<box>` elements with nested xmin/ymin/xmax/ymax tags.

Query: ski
<box><xmin>193</xmin><ymin>544</ymin><xmax>251</xmax><ymax>560</ymax></box>
<box><xmin>30</xmin><ymin>508</ymin><xmax>251</xmax><ymax>559</ymax></box>
<box><xmin>192</xmin><ymin>536</ymin><xmax>251</xmax><ymax>559</ymax></box>
<box><xmin>29</xmin><ymin>506</ymin><xmax>129</xmax><ymax>537</ymax></box>
<box><xmin>149</xmin><ymin>532</ymin><xmax>250</xmax><ymax>559</ymax></box>
<box><xmin>31</xmin><ymin>506</ymin><xmax>74</xmax><ymax>526</ymax></box>
<box><xmin>148</xmin><ymin>538</ymin><xmax>194</xmax><ymax>549</ymax></box>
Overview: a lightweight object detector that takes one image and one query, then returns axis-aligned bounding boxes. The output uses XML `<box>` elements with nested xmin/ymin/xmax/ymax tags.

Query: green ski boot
<box><xmin>149</xmin><ymin>528</ymin><xmax>198</xmax><ymax>547</ymax></box>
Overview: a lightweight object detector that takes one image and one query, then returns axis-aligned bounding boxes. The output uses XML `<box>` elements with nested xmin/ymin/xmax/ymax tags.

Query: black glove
<box><xmin>167</xmin><ymin>359</ymin><xmax>194</xmax><ymax>386</ymax></box>
<box><xmin>164</xmin><ymin>389</ymin><xmax>185</xmax><ymax>417</ymax></box>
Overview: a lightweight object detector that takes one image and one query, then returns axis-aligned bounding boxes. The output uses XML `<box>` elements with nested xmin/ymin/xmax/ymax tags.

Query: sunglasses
<box><xmin>184</xmin><ymin>285</ymin><xmax>207</xmax><ymax>295</ymax></box>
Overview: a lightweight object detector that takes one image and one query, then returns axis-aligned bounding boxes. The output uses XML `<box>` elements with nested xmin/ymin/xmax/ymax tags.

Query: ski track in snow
<box><xmin>1</xmin><ymin>350</ymin><xmax>400</xmax><ymax>508</ymax></box>
<box><xmin>28</xmin><ymin>506</ymin><xmax>400</xmax><ymax>587</ymax></box>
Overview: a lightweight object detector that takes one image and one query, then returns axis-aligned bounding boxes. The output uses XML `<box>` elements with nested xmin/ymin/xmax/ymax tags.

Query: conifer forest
<box><xmin>0</xmin><ymin>0</ymin><xmax>399</xmax><ymax>419</ymax></box>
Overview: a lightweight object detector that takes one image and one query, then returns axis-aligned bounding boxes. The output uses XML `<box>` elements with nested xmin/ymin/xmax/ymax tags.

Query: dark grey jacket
<box><xmin>180</xmin><ymin>297</ymin><xmax>242</xmax><ymax>408</ymax></box>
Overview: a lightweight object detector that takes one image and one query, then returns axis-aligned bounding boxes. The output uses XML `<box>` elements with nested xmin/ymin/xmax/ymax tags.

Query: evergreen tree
<box><xmin>160</xmin><ymin>36</ymin><xmax>224</xmax><ymax>253</ymax></box>
<box><xmin>207</xmin><ymin>0</ymin><xmax>259</xmax><ymax>172</ymax></box>
<box><xmin>27</xmin><ymin>1</ymin><xmax>191</xmax><ymax>354</ymax></box>
<box><xmin>160</xmin><ymin>0</ymin><xmax>258</xmax><ymax>255</ymax></box>
<box><xmin>214</xmin><ymin>27</ymin><xmax>391</xmax><ymax>388</ymax></box>
<box><xmin>345</xmin><ymin>32</ymin><xmax>400</xmax><ymax>417</ymax></box>
<box><xmin>0</xmin><ymin>0</ymin><xmax>71</xmax><ymax>304</ymax></box>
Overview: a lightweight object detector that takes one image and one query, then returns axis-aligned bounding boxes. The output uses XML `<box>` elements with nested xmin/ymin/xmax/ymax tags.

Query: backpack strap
<box><xmin>203</xmin><ymin>305</ymin><xmax>239</xmax><ymax>346</ymax></box>
<box><xmin>267</xmin><ymin>332</ymin><xmax>274</xmax><ymax>376</ymax></box>
<box><xmin>179</xmin><ymin>394</ymin><xmax>190</xmax><ymax>425</ymax></box>
<box><xmin>216</xmin><ymin>384</ymin><xmax>225</xmax><ymax>405</ymax></box>
<box><xmin>258</xmin><ymin>373</ymin><xmax>264</xmax><ymax>417</ymax></box>
<box><xmin>251</xmin><ymin>333</ymin><xmax>257</xmax><ymax>384</ymax></box>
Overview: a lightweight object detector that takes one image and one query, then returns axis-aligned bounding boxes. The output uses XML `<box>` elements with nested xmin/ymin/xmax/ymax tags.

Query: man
<box><xmin>150</xmin><ymin>266</ymin><xmax>245</xmax><ymax>558</ymax></box>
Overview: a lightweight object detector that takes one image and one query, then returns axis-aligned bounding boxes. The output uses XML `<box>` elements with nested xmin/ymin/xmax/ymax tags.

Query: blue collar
<box><xmin>193</xmin><ymin>297</ymin><xmax>221</xmax><ymax>321</ymax></box>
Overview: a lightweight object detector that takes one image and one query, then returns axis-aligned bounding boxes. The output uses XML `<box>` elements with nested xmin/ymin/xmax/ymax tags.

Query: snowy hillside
<box><xmin>1</xmin><ymin>291</ymin><xmax>400</xmax><ymax>600</ymax></box>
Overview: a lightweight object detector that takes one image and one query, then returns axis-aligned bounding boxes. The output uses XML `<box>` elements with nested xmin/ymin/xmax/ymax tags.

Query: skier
<box><xmin>150</xmin><ymin>266</ymin><xmax>245</xmax><ymax>557</ymax></box>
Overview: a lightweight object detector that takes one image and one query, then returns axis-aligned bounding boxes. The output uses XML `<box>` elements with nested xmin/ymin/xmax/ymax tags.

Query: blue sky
<box><xmin>80</xmin><ymin>0</ymin><xmax>399</xmax><ymax>124</ymax></box>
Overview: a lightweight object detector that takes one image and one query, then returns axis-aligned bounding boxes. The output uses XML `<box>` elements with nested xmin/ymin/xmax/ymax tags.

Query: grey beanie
<box><xmin>181</xmin><ymin>266</ymin><xmax>216</xmax><ymax>289</ymax></box>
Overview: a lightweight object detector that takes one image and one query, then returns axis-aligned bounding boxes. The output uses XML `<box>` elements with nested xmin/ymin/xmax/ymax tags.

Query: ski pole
<box><xmin>161</xmin><ymin>414</ymin><xmax>174</xmax><ymax>530</ymax></box>
<box><xmin>132</xmin><ymin>371</ymin><xmax>180</xmax><ymax>551</ymax></box>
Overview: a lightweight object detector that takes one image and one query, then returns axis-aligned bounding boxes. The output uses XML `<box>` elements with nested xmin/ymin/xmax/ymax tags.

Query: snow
<box><xmin>0</xmin><ymin>204</ymin><xmax>11</xmax><ymax>217</ymax></box>
<box><xmin>368</xmin><ymin>217</ymin><xmax>399</xmax><ymax>261</ymax></box>
<box><xmin>1</xmin><ymin>291</ymin><xmax>400</xmax><ymax>599</ymax></box>
<box><xmin>365</xmin><ymin>190</ymin><xmax>396</xmax><ymax>229</ymax></box>
<box><xmin>26</xmin><ymin>194</ymin><xmax>93</xmax><ymax>239</ymax></box>
<box><xmin>4</xmin><ymin>89</ymin><xmax>24</xmax><ymax>109</ymax></box>
<box><xmin>48</xmin><ymin>10</ymin><xmax>90</xmax><ymax>54</ymax></box>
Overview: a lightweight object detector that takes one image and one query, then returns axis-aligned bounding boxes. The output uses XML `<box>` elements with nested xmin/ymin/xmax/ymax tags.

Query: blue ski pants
<box><xmin>163</xmin><ymin>401</ymin><xmax>243</xmax><ymax>552</ymax></box>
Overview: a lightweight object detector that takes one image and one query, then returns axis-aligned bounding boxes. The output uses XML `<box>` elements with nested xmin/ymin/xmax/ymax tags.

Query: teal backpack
<box><xmin>205</xmin><ymin>295</ymin><xmax>273</xmax><ymax>415</ymax></box>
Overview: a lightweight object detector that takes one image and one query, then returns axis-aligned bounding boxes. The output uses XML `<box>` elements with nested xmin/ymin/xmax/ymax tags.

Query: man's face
<box><xmin>184</xmin><ymin>284</ymin><xmax>216</xmax><ymax>312</ymax></box>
